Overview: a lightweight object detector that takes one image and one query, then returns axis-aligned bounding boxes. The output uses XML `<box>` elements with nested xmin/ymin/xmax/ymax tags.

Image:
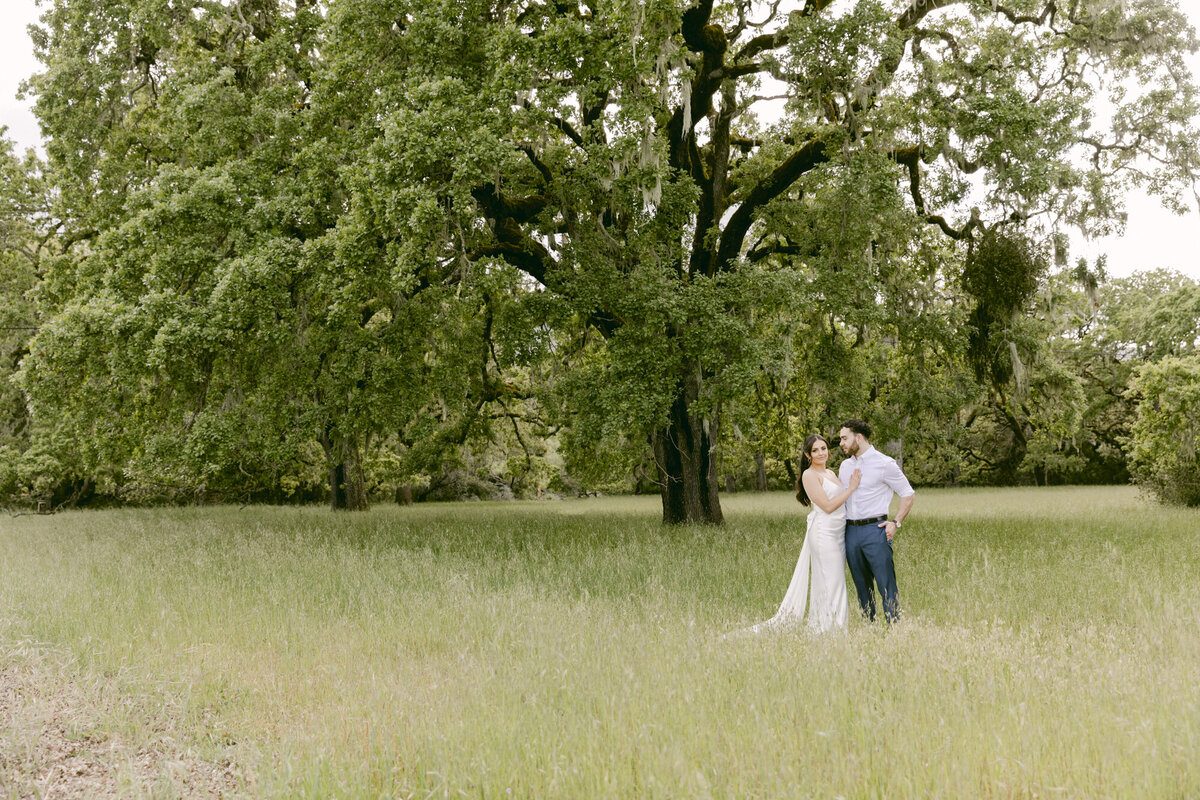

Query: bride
<box><xmin>748</xmin><ymin>433</ymin><xmax>859</xmax><ymax>634</ymax></box>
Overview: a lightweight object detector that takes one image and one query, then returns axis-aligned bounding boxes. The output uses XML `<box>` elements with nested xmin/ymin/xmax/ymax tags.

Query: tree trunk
<box><xmin>633</xmin><ymin>461</ymin><xmax>653</xmax><ymax>495</ymax></box>
<box><xmin>995</xmin><ymin>402</ymin><xmax>1030</xmax><ymax>484</ymax></box>
<box><xmin>338</xmin><ymin>444</ymin><xmax>369</xmax><ymax>511</ymax></box>
<box><xmin>652</xmin><ymin>384</ymin><xmax>723</xmax><ymax>525</ymax></box>
<box><xmin>321</xmin><ymin>429</ymin><xmax>370</xmax><ymax>511</ymax></box>
<box><xmin>329</xmin><ymin>461</ymin><xmax>347</xmax><ymax>509</ymax></box>
<box><xmin>753</xmin><ymin>450</ymin><xmax>768</xmax><ymax>492</ymax></box>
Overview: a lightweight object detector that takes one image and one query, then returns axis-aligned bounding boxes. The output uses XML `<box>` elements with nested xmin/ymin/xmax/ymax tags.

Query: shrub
<box><xmin>1128</xmin><ymin>355</ymin><xmax>1200</xmax><ymax>506</ymax></box>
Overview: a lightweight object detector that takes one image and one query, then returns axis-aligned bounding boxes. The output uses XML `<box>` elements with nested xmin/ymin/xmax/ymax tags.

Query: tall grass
<box><xmin>2</xmin><ymin>487</ymin><xmax>1198</xmax><ymax>797</ymax></box>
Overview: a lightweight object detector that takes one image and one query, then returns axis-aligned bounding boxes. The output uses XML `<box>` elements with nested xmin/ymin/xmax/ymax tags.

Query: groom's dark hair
<box><xmin>841</xmin><ymin>418</ymin><xmax>872</xmax><ymax>440</ymax></box>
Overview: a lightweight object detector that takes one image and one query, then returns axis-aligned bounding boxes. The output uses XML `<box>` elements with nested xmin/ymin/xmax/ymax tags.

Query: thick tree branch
<box><xmin>689</xmin><ymin>81</ymin><xmax>736</xmax><ymax>277</ymax></box>
<box><xmin>715</xmin><ymin>137</ymin><xmax>828</xmax><ymax>269</ymax></box>
<box><xmin>548</xmin><ymin>113</ymin><xmax>585</xmax><ymax>148</ymax></box>
<box><xmin>893</xmin><ymin>144</ymin><xmax>982</xmax><ymax>240</ymax></box>
<box><xmin>801</xmin><ymin>0</ymin><xmax>836</xmax><ymax>16</ymax></box>
<box><xmin>896</xmin><ymin>0</ymin><xmax>971</xmax><ymax>31</ymax></box>
<box><xmin>0</xmin><ymin>241</ymin><xmax>38</xmax><ymax>263</ymax></box>
<box><xmin>732</xmin><ymin>31</ymin><xmax>783</xmax><ymax>65</ymax></box>
<box><xmin>912</xmin><ymin>28</ymin><xmax>962</xmax><ymax>60</ymax></box>
<box><xmin>730</xmin><ymin>135</ymin><xmax>761</xmax><ymax>152</ymax></box>
<box><xmin>520</xmin><ymin>145</ymin><xmax>553</xmax><ymax>185</ymax></box>
<box><xmin>471</xmin><ymin>184</ymin><xmax>620</xmax><ymax>338</ymax></box>
<box><xmin>680</xmin><ymin>0</ymin><xmax>719</xmax><ymax>54</ymax></box>
<box><xmin>746</xmin><ymin>240</ymin><xmax>818</xmax><ymax>263</ymax></box>
<box><xmin>472</xmin><ymin>238</ymin><xmax>552</xmax><ymax>284</ymax></box>
<box><xmin>471</xmin><ymin>184</ymin><xmax>555</xmax><ymax>285</ymax></box>
<box><xmin>581</xmin><ymin>88</ymin><xmax>610</xmax><ymax>136</ymax></box>
<box><xmin>712</xmin><ymin>61</ymin><xmax>771</xmax><ymax>81</ymax></box>
<box><xmin>472</xmin><ymin>183</ymin><xmax>549</xmax><ymax>224</ymax></box>
<box><xmin>666</xmin><ymin>3</ymin><xmax>729</xmax><ymax>241</ymax></box>
<box><xmin>992</xmin><ymin>2</ymin><xmax>1058</xmax><ymax>27</ymax></box>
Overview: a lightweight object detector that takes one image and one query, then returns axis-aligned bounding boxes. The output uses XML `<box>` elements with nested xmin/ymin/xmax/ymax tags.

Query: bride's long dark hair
<box><xmin>795</xmin><ymin>433</ymin><xmax>828</xmax><ymax>506</ymax></box>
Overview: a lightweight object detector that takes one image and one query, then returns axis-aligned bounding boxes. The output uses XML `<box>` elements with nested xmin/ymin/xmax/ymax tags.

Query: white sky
<box><xmin>1</xmin><ymin>0</ymin><xmax>1198</xmax><ymax>280</ymax></box>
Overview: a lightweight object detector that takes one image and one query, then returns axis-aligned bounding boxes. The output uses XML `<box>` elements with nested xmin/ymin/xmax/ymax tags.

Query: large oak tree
<box><xmin>348</xmin><ymin>0</ymin><xmax>1197</xmax><ymax>522</ymax></box>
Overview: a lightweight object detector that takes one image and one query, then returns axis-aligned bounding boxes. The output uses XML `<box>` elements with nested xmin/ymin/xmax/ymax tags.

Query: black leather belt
<box><xmin>846</xmin><ymin>515</ymin><xmax>888</xmax><ymax>526</ymax></box>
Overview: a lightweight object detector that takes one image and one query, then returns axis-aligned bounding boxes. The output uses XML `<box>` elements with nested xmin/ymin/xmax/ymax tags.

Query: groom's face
<box><xmin>839</xmin><ymin>428</ymin><xmax>859</xmax><ymax>456</ymax></box>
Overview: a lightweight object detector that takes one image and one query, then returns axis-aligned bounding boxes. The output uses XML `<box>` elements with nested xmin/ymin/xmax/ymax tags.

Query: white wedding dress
<box><xmin>746</xmin><ymin>475</ymin><xmax>849</xmax><ymax>634</ymax></box>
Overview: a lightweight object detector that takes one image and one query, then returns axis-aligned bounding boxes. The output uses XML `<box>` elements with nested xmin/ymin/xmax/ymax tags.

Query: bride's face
<box><xmin>809</xmin><ymin>439</ymin><xmax>829</xmax><ymax>467</ymax></box>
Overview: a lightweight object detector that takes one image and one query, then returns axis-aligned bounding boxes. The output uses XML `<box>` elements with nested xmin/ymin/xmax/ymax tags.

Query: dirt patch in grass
<box><xmin>0</xmin><ymin>640</ymin><xmax>245</xmax><ymax>799</ymax></box>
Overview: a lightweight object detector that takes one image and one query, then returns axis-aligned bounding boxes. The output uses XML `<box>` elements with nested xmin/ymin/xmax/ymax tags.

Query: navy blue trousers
<box><xmin>845</xmin><ymin>521</ymin><xmax>900</xmax><ymax>622</ymax></box>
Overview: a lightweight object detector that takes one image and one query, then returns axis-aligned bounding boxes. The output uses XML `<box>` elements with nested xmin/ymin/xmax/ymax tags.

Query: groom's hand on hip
<box><xmin>879</xmin><ymin>521</ymin><xmax>897</xmax><ymax>542</ymax></box>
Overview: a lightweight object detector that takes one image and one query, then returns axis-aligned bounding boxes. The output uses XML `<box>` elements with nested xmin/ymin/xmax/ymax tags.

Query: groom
<box><xmin>838</xmin><ymin>419</ymin><xmax>915</xmax><ymax>623</ymax></box>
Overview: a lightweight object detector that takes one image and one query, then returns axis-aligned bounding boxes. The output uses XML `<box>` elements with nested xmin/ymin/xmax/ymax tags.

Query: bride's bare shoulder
<box><xmin>802</xmin><ymin>467</ymin><xmax>839</xmax><ymax>485</ymax></box>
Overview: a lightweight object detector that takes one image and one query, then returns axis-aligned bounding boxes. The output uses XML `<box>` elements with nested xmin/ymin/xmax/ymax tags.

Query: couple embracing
<box><xmin>753</xmin><ymin>418</ymin><xmax>915</xmax><ymax>634</ymax></box>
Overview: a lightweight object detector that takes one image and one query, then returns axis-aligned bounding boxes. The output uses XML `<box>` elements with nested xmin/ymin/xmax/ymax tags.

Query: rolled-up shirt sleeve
<box><xmin>883</xmin><ymin>458</ymin><xmax>915</xmax><ymax>498</ymax></box>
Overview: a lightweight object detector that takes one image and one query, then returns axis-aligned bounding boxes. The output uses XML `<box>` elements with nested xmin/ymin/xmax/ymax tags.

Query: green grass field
<box><xmin>2</xmin><ymin>486</ymin><xmax>1198</xmax><ymax>798</ymax></box>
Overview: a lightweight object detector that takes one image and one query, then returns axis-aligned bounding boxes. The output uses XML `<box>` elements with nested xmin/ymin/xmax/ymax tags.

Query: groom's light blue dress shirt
<box><xmin>840</xmin><ymin>446</ymin><xmax>914</xmax><ymax>520</ymax></box>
